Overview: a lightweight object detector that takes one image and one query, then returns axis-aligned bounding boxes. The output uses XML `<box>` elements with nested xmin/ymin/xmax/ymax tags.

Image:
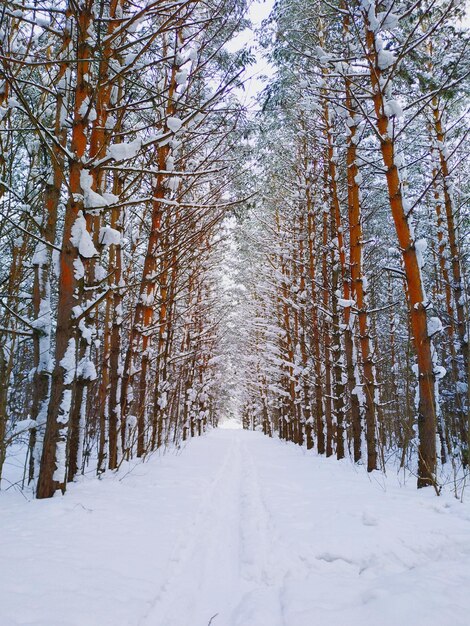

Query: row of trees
<box><xmin>0</xmin><ymin>0</ymin><xmax>247</xmax><ymax>497</ymax></box>
<box><xmin>0</xmin><ymin>0</ymin><xmax>468</xmax><ymax>498</ymax></box>
<box><xmin>236</xmin><ymin>0</ymin><xmax>469</xmax><ymax>490</ymax></box>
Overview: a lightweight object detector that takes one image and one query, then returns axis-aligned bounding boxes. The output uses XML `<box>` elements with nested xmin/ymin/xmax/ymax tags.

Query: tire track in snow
<box><xmin>139</xmin><ymin>431</ymin><xmax>296</xmax><ymax>626</ymax></box>
<box><xmin>230</xmin><ymin>438</ymin><xmax>320</xmax><ymax>626</ymax></box>
<box><xmin>138</xmin><ymin>432</ymin><xmax>244</xmax><ymax>626</ymax></box>
<box><xmin>228</xmin><ymin>440</ymin><xmax>286</xmax><ymax>626</ymax></box>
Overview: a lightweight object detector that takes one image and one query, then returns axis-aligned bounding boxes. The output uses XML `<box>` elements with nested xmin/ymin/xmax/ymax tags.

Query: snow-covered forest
<box><xmin>0</xmin><ymin>0</ymin><xmax>469</xmax><ymax>622</ymax></box>
<box><xmin>1</xmin><ymin>0</ymin><xmax>468</xmax><ymax>495</ymax></box>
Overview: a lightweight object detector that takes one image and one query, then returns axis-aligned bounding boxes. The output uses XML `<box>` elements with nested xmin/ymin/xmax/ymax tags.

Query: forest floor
<box><xmin>1</xmin><ymin>427</ymin><xmax>470</xmax><ymax>626</ymax></box>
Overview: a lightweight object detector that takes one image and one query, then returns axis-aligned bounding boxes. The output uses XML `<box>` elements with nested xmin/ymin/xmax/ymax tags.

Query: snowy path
<box><xmin>1</xmin><ymin>428</ymin><xmax>470</xmax><ymax>626</ymax></box>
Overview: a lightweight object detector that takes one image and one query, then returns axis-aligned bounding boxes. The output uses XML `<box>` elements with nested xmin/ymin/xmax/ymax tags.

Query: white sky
<box><xmin>224</xmin><ymin>0</ymin><xmax>276</xmax><ymax>111</ymax></box>
<box><xmin>225</xmin><ymin>0</ymin><xmax>470</xmax><ymax>111</ymax></box>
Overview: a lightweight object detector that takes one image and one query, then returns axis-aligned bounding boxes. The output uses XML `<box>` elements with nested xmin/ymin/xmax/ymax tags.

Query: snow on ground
<box><xmin>1</xmin><ymin>428</ymin><xmax>470</xmax><ymax>626</ymax></box>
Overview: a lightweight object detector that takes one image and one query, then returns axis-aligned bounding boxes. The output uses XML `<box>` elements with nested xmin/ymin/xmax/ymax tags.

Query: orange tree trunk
<box><xmin>322</xmin><ymin>203</ymin><xmax>334</xmax><ymax>457</ymax></box>
<box><xmin>37</xmin><ymin>2</ymin><xmax>94</xmax><ymax>498</ymax></box>
<box><xmin>344</xmin><ymin>74</ymin><xmax>377</xmax><ymax>470</ymax></box>
<box><xmin>120</xmin><ymin>36</ymin><xmax>179</xmax><ymax>456</ymax></box>
<box><xmin>29</xmin><ymin>20</ymin><xmax>70</xmax><ymax>482</ymax></box>
<box><xmin>321</xmin><ymin>72</ymin><xmax>357</xmax><ymax>462</ymax></box>
<box><xmin>364</xmin><ymin>8</ymin><xmax>437</xmax><ymax>487</ymax></box>
<box><xmin>306</xmin><ymin>186</ymin><xmax>325</xmax><ymax>454</ymax></box>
